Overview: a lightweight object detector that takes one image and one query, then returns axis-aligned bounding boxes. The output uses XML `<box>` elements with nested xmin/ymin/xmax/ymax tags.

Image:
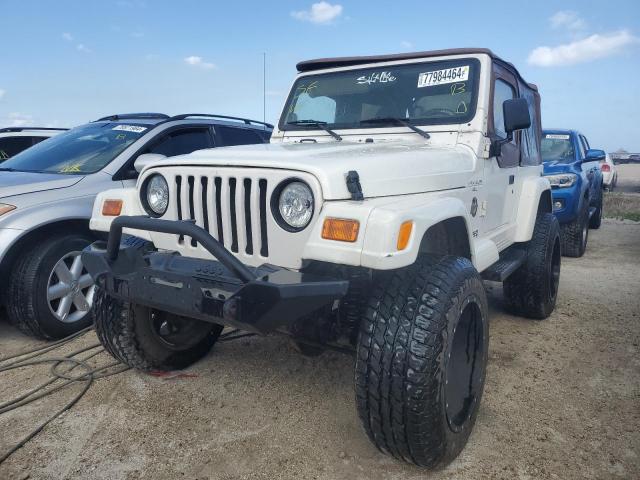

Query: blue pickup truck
<box><xmin>541</xmin><ymin>129</ymin><xmax>604</xmax><ymax>257</ymax></box>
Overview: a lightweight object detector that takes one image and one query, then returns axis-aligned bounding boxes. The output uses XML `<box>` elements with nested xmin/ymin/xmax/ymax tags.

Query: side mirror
<box><xmin>585</xmin><ymin>149</ymin><xmax>606</xmax><ymax>162</ymax></box>
<box><xmin>503</xmin><ymin>98</ymin><xmax>531</xmax><ymax>134</ymax></box>
<box><xmin>490</xmin><ymin>98</ymin><xmax>531</xmax><ymax>157</ymax></box>
<box><xmin>134</xmin><ymin>153</ymin><xmax>166</xmax><ymax>173</ymax></box>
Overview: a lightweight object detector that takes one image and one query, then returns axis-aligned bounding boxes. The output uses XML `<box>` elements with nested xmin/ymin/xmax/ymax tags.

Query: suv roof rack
<box><xmin>168</xmin><ymin>113</ymin><xmax>273</xmax><ymax>129</ymax></box>
<box><xmin>94</xmin><ymin>113</ymin><xmax>170</xmax><ymax>122</ymax></box>
<box><xmin>0</xmin><ymin>127</ymin><xmax>68</xmax><ymax>133</ymax></box>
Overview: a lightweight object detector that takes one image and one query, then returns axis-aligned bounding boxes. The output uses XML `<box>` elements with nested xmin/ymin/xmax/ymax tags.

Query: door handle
<box><xmin>508</xmin><ymin>175</ymin><xmax>515</xmax><ymax>184</ymax></box>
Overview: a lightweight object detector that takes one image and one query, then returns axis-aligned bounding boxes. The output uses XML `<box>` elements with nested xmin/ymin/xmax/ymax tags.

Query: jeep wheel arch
<box><xmin>419</xmin><ymin>217</ymin><xmax>472</xmax><ymax>260</ymax></box>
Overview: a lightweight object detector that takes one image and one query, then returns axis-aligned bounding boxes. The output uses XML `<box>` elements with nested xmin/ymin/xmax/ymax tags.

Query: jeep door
<box><xmin>484</xmin><ymin>67</ymin><xmax>520</xmax><ymax>234</ymax></box>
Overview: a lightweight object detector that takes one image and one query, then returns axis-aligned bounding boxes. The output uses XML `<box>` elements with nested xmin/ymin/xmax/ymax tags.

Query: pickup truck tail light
<box><xmin>601</xmin><ymin>163</ymin><xmax>611</xmax><ymax>172</ymax></box>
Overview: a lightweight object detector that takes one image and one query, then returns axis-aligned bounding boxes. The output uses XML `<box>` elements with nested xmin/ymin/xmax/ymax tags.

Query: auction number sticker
<box><xmin>112</xmin><ymin>125</ymin><xmax>147</xmax><ymax>133</ymax></box>
<box><xmin>418</xmin><ymin>66</ymin><xmax>469</xmax><ymax>88</ymax></box>
<box><xmin>545</xmin><ymin>134</ymin><xmax>570</xmax><ymax>140</ymax></box>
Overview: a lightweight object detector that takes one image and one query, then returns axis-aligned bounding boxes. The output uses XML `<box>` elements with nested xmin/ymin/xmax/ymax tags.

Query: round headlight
<box><xmin>145</xmin><ymin>174</ymin><xmax>169</xmax><ymax>216</ymax></box>
<box><xmin>277</xmin><ymin>181</ymin><xmax>314</xmax><ymax>230</ymax></box>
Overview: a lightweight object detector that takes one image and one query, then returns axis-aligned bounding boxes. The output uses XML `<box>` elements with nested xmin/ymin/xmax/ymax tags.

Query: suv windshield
<box><xmin>0</xmin><ymin>122</ymin><xmax>148</xmax><ymax>174</ymax></box>
<box><xmin>541</xmin><ymin>134</ymin><xmax>575</xmax><ymax>163</ymax></box>
<box><xmin>280</xmin><ymin>58</ymin><xmax>480</xmax><ymax>131</ymax></box>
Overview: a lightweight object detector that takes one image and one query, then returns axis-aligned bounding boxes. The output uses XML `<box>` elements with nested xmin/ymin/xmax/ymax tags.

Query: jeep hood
<box><xmin>154</xmin><ymin>142</ymin><xmax>476</xmax><ymax>199</ymax></box>
<box><xmin>0</xmin><ymin>171</ymin><xmax>84</xmax><ymax>199</ymax></box>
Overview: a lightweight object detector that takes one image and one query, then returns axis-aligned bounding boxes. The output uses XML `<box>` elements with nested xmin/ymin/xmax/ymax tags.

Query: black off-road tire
<box><xmin>503</xmin><ymin>212</ymin><xmax>561</xmax><ymax>320</ymax></box>
<box><xmin>560</xmin><ymin>201</ymin><xmax>589</xmax><ymax>258</ymax></box>
<box><xmin>589</xmin><ymin>187</ymin><xmax>603</xmax><ymax>229</ymax></box>
<box><xmin>7</xmin><ymin>233</ymin><xmax>95</xmax><ymax>339</ymax></box>
<box><xmin>94</xmin><ymin>235</ymin><xmax>222</xmax><ymax>370</ymax></box>
<box><xmin>94</xmin><ymin>288</ymin><xmax>223</xmax><ymax>371</ymax></box>
<box><xmin>355</xmin><ymin>255</ymin><xmax>489</xmax><ymax>469</ymax></box>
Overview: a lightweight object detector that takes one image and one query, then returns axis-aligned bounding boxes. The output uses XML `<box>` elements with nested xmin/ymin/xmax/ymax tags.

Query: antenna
<box><xmin>263</xmin><ymin>52</ymin><xmax>266</xmax><ymax>130</ymax></box>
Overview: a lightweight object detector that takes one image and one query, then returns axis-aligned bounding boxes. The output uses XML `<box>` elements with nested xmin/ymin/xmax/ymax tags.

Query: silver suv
<box><xmin>0</xmin><ymin>112</ymin><xmax>271</xmax><ymax>339</ymax></box>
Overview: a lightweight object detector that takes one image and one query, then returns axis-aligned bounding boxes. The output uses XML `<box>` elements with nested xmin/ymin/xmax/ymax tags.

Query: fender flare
<box><xmin>361</xmin><ymin>196</ymin><xmax>473</xmax><ymax>270</ymax></box>
<box><xmin>514</xmin><ymin>176</ymin><xmax>552</xmax><ymax>242</ymax></box>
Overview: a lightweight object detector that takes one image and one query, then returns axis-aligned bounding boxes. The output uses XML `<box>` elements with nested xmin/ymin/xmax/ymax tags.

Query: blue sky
<box><xmin>1</xmin><ymin>0</ymin><xmax>639</xmax><ymax>151</ymax></box>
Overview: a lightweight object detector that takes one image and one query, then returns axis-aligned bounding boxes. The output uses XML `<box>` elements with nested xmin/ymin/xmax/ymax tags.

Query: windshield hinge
<box><xmin>346</xmin><ymin>170</ymin><xmax>364</xmax><ymax>201</ymax></box>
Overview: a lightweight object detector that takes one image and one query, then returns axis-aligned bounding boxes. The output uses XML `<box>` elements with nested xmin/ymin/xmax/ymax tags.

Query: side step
<box><xmin>481</xmin><ymin>247</ymin><xmax>527</xmax><ymax>282</ymax></box>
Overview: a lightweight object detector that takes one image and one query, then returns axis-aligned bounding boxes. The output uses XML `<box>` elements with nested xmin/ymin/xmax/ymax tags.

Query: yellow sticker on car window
<box><xmin>60</xmin><ymin>163</ymin><xmax>83</xmax><ymax>173</ymax></box>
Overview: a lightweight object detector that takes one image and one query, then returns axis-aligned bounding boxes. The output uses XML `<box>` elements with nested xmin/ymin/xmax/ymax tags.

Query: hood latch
<box><xmin>346</xmin><ymin>170</ymin><xmax>364</xmax><ymax>201</ymax></box>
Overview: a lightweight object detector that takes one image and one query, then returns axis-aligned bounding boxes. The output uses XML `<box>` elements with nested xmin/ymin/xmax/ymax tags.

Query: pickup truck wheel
<box><xmin>589</xmin><ymin>189</ymin><xmax>603</xmax><ymax>229</ymax></box>
<box><xmin>94</xmin><ymin>288</ymin><xmax>223</xmax><ymax>371</ymax></box>
<box><xmin>503</xmin><ymin>212</ymin><xmax>561</xmax><ymax>320</ymax></box>
<box><xmin>560</xmin><ymin>201</ymin><xmax>589</xmax><ymax>258</ymax></box>
<box><xmin>6</xmin><ymin>233</ymin><xmax>95</xmax><ymax>339</ymax></box>
<box><xmin>355</xmin><ymin>255</ymin><xmax>489</xmax><ymax>468</ymax></box>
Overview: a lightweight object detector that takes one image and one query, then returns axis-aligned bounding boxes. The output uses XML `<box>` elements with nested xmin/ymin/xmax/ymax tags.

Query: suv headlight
<box><xmin>273</xmin><ymin>180</ymin><xmax>314</xmax><ymax>231</ymax></box>
<box><xmin>142</xmin><ymin>174</ymin><xmax>169</xmax><ymax>217</ymax></box>
<box><xmin>545</xmin><ymin>173</ymin><xmax>577</xmax><ymax>188</ymax></box>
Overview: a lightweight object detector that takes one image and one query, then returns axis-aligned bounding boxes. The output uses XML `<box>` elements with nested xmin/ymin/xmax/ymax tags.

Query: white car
<box><xmin>0</xmin><ymin>127</ymin><xmax>67</xmax><ymax>161</ymax></box>
<box><xmin>84</xmin><ymin>48</ymin><xmax>560</xmax><ymax>469</ymax></box>
<box><xmin>601</xmin><ymin>153</ymin><xmax>618</xmax><ymax>190</ymax></box>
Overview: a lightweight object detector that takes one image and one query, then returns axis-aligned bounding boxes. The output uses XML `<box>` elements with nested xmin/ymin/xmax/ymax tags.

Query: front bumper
<box><xmin>82</xmin><ymin>216</ymin><xmax>349</xmax><ymax>334</ymax></box>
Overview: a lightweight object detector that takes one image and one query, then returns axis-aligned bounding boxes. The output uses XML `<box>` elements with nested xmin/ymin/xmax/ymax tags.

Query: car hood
<box><xmin>542</xmin><ymin>160</ymin><xmax>578</xmax><ymax>175</ymax></box>
<box><xmin>0</xmin><ymin>171</ymin><xmax>85</xmax><ymax>199</ymax></box>
<box><xmin>150</xmin><ymin>142</ymin><xmax>476</xmax><ymax>199</ymax></box>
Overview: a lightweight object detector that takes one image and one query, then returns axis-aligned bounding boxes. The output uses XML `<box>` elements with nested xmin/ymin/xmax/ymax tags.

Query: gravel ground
<box><xmin>1</xmin><ymin>171</ymin><xmax>639</xmax><ymax>480</ymax></box>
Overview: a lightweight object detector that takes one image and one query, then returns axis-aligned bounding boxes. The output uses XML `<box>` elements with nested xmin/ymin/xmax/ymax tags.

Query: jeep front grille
<box><xmin>173</xmin><ymin>174</ymin><xmax>269</xmax><ymax>258</ymax></box>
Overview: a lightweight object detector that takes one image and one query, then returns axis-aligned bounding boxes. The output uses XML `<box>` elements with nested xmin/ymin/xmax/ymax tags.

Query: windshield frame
<box><xmin>278</xmin><ymin>57</ymin><xmax>481</xmax><ymax>132</ymax></box>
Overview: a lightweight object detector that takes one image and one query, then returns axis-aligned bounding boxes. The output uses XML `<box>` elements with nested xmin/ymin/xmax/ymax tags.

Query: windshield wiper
<box><xmin>286</xmin><ymin>120</ymin><xmax>342</xmax><ymax>141</ymax></box>
<box><xmin>0</xmin><ymin>167</ymin><xmax>18</xmax><ymax>172</ymax></box>
<box><xmin>360</xmin><ymin>117</ymin><xmax>431</xmax><ymax>139</ymax></box>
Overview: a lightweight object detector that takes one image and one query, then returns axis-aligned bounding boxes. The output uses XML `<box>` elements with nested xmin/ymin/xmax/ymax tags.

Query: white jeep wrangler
<box><xmin>83</xmin><ymin>48</ymin><xmax>561</xmax><ymax>468</ymax></box>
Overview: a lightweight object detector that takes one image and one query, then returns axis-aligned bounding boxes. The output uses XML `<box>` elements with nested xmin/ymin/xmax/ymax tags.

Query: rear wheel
<box><xmin>7</xmin><ymin>233</ymin><xmax>95</xmax><ymax>339</ymax></box>
<box><xmin>355</xmin><ymin>255</ymin><xmax>488</xmax><ymax>468</ymax></box>
<box><xmin>589</xmin><ymin>188</ymin><xmax>603</xmax><ymax>229</ymax></box>
<box><xmin>504</xmin><ymin>212</ymin><xmax>561</xmax><ymax>320</ymax></box>
<box><xmin>94</xmin><ymin>288</ymin><xmax>223</xmax><ymax>371</ymax></box>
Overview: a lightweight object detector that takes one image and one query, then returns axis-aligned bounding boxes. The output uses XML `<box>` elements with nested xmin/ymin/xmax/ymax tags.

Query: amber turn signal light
<box><xmin>102</xmin><ymin>199</ymin><xmax>123</xmax><ymax>216</ymax></box>
<box><xmin>397</xmin><ymin>221</ymin><xmax>413</xmax><ymax>251</ymax></box>
<box><xmin>322</xmin><ymin>218</ymin><xmax>359</xmax><ymax>242</ymax></box>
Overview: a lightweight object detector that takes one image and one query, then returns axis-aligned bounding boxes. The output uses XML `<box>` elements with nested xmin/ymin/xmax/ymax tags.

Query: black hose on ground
<box><xmin>0</xmin><ymin>325</ymin><xmax>255</xmax><ymax>466</ymax></box>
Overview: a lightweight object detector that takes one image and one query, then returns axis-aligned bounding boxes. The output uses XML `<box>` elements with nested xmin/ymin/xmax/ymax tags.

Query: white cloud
<box><xmin>291</xmin><ymin>2</ymin><xmax>343</xmax><ymax>25</ymax></box>
<box><xmin>528</xmin><ymin>30</ymin><xmax>639</xmax><ymax>67</ymax></box>
<box><xmin>400</xmin><ymin>40</ymin><xmax>413</xmax><ymax>49</ymax></box>
<box><xmin>0</xmin><ymin>89</ymin><xmax>5</xmax><ymax>101</ymax></box>
<box><xmin>4</xmin><ymin>112</ymin><xmax>34</xmax><ymax>127</ymax></box>
<box><xmin>76</xmin><ymin>43</ymin><xmax>92</xmax><ymax>53</ymax></box>
<box><xmin>184</xmin><ymin>55</ymin><xmax>215</xmax><ymax>70</ymax></box>
<box><xmin>62</xmin><ymin>32</ymin><xmax>73</xmax><ymax>41</ymax></box>
<box><xmin>550</xmin><ymin>10</ymin><xmax>586</xmax><ymax>31</ymax></box>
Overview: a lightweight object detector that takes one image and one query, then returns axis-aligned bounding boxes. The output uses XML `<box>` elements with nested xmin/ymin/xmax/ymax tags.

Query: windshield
<box><xmin>280</xmin><ymin>58</ymin><xmax>480</xmax><ymax>131</ymax></box>
<box><xmin>0</xmin><ymin>122</ymin><xmax>148</xmax><ymax>174</ymax></box>
<box><xmin>541</xmin><ymin>133</ymin><xmax>575</xmax><ymax>163</ymax></box>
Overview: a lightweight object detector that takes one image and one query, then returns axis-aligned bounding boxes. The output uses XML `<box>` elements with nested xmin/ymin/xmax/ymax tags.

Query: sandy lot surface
<box><xmin>1</xmin><ymin>172</ymin><xmax>639</xmax><ymax>480</ymax></box>
<box><xmin>615</xmin><ymin>164</ymin><xmax>640</xmax><ymax>194</ymax></box>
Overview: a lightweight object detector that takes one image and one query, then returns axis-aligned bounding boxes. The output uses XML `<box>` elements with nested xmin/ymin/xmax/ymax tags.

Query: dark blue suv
<box><xmin>541</xmin><ymin>129</ymin><xmax>604</xmax><ymax>257</ymax></box>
